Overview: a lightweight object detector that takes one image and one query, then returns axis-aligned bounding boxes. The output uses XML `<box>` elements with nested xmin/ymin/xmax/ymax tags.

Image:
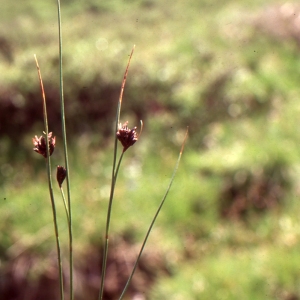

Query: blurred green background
<box><xmin>2</xmin><ymin>0</ymin><xmax>300</xmax><ymax>299</ymax></box>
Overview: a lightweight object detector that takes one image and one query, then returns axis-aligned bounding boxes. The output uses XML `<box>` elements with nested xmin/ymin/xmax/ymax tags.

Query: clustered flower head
<box><xmin>32</xmin><ymin>132</ymin><xmax>56</xmax><ymax>158</ymax></box>
<box><xmin>56</xmin><ymin>165</ymin><xmax>67</xmax><ymax>187</ymax></box>
<box><xmin>116</xmin><ymin>121</ymin><xmax>138</xmax><ymax>152</ymax></box>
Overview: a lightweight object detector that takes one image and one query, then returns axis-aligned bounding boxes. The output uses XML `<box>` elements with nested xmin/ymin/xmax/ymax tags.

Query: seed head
<box><xmin>32</xmin><ymin>132</ymin><xmax>56</xmax><ymax>158</ymax></box>
<box><xmin>56</xmin><ymin>165</ymin><xmax>67</xmax><ymax>187</ymax></box>
<box><xmin>116</xmin><ymin>121</ymin><xmax>138</xmax><ymax>152</ymax></box>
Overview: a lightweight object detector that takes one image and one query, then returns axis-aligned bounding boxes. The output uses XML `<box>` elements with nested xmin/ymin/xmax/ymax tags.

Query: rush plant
<box><xmin>31</xmin><ymin>1</ymin><xmax>188</xmax><ymax>299</ymax></box>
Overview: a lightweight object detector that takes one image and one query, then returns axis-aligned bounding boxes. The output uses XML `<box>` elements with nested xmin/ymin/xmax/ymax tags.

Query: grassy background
<box><xmin>2</xmin><ymin>0</ymin><xmax>300</xmax><ymax>299</ymax></box>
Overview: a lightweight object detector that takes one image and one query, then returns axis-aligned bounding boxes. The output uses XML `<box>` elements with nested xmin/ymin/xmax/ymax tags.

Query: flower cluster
<box><xmin>116</xmin><ymin>121</ymin><xmax>138</xmax><ymax>152</ymax></box>
<box><xmin>56</xmin><ymin>165</ymin><xmax>67</xmax><ymax>187</ymax></box>
<box><xmin>32</xmin><ymin>132</ymin><xmax>56</xmax><ymax>158</ymax></box>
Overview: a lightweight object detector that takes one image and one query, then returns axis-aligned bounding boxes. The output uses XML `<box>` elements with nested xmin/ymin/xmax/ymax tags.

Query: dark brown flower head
<box><xmin>32</xmin><ymin>132</ymin><xmax>56</xmax><ymax>158</ymax></box>
<box><xmin>116</xmin><ymin>121</ymin><xmax>138</xmax><ymax>152</ymax></box>
<box><xmin>56</xmin><ymin>165</ymin><xmax>67</xmax><ymax>187</ymax></box>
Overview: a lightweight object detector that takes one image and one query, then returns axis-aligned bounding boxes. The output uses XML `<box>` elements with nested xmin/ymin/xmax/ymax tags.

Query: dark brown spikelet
<box><xmin>116</xmin><ymin>121</ymin><xmax>138</xmax><ymax>152</ymax></box>
<box><xmin>56</xmin><ymin>165</ymin><xmax>67</xmax><ymax>187</ymax></box>
<box><xmin>32</xmin><ymin>132</ymin><xmax>56</xmax><ymax>158</ymax></box>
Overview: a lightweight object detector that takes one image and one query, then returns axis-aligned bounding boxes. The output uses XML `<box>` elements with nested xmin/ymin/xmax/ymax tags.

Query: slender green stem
<box><xmin>98</xmin><ymin>46</ymin><xmax>135</xmax><ymax>300</ymax></box>
<box><xmin>56</xmin><ymin>2</ymin><xmax>73</xmax><ymax>299</ymax></box>
<box><xmin>59</xmin><ymin>186</ymin><xmax>73</xmax><ymax>300</ymax></box>
<box><xmin>59</xmin><ymin>187</ymin><xmax>70</xmax><ymax>222</ymax></box>
<box><xmin>98</xmin><ymin>152</ymin><xmax>124</xmax><ymax>299</ymax></box>
<box><xmin>45</xmin><ymin>136</ymin><xmax>64</xmax><ymax>300</ymax></box>
<box><xmin>118</xmin><ymin>129</ymin><xmax>189</xmax><ymax>300</ymax></box>
<box><xmin>45</xmin><ymin>143</ymin><xmax>65</xmax><ymax>300</ymax></box>
<box><xmin>34</xmin><ymin>55</ymin><xmax>64</xmax><ymax>300</ymax></box>
<box><xmin>114</xmin><ymin>151</ymin><xmax>125</xmax><ymax>183</ymax></box>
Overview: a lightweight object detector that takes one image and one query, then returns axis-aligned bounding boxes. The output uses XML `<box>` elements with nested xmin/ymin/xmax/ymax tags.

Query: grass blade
<box><xmin>118</xmin><ymin>128</ymin><xmax>189</xmax><ymax>300</ymax></box>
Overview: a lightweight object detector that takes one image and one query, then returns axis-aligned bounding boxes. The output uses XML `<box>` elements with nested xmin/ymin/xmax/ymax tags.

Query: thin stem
<box><xmin>98</xmin><ymin>152</ymin><xmax>124</xmax><ymax>299</ymax></box>
<box><xmin>118</xmin><ymin>128</ymin><xmax>189</xmax><ymax>300</ymax></box>
<box><xmin>34</xmin><ymin>55</ymin><xmax>64</xmax><ymax>300</ymax></box>
<box><xmin>98</xmin><ymin>46</ymin><xmax>135</xmax><ymax>300</ymax></box>
<box><xmin>59</xmin><ymin>187</ymin><xmax>70</xmax><ymax>222</ymax></box>
<box><xmin>56</xmin><ymin>2</ymin><xmax>73</xmax><ymax>299</ymax></box>
<box><xmin>59</xmin><ymin>186</ymin><xmax>73</xmax><ymax>300</ymax></box>
<box><xmin>114</xmin><ymin>151</ymin><xmax>125</xmax><ymax>183</ymax></box>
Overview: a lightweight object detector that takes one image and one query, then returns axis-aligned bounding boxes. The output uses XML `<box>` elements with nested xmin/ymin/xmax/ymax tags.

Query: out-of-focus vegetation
<box><xmin>2</xmin><ymin>0</ymin><xmax>300</xmax><ymax>299</ymax></box>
